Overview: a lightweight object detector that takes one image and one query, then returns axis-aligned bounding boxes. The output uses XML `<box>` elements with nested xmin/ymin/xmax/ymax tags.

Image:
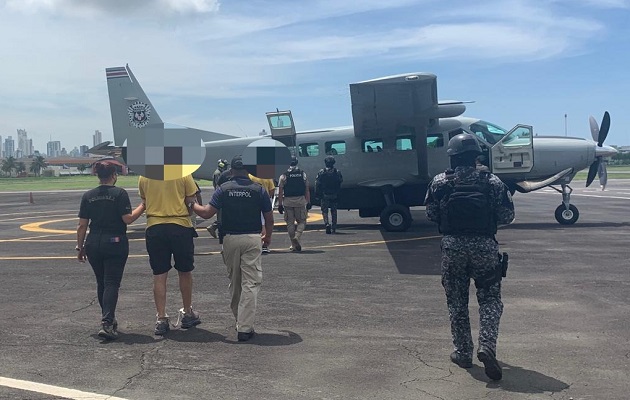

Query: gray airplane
<box><xmin>101</xmin><ymin>65</ymin><xmax>616</xmax><ymax>231</ymax></box>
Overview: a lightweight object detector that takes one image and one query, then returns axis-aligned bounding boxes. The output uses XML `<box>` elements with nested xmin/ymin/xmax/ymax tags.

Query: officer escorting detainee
<box><xmin>425</xmin><ymin>133</ymin><xmax>515</xmax><ymax>381</ymax></box>
<box><xmin>190</xmin><ymin>156</ymin><xmax>273</xmax><ymax>342</ymax></box>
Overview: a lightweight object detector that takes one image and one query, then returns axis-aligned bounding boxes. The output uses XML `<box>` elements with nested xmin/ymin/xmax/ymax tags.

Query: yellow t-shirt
<box><xmin>138</xmin><ymin>175</ymin><xmax>198</xmax><ymax>228</ymax></box>
<box><xmin>248</xmin><ymin>174</ymin><xmax>275</xmax><ymax>197</ymax></box>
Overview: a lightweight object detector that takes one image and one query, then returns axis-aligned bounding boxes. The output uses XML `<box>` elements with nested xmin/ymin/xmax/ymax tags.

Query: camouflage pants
<box><xmin>441</xmin><ymin>237</ymin><xmax>503</xmax><ymax>358</ymax></box>
<box><xmin>320</xmin><ymin>197</ymin><xmax>338</xmax><ymax>228</ymax></box>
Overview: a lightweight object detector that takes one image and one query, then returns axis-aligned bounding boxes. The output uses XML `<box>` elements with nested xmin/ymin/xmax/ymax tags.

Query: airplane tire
<box><xmin>554</xmin><ymin>204</ymin><xmax>579</xmax><ymax>225</ymax></box>
<box><xmin>380</xmin><ymin>204</ymin><xmax>412</xmax><ymax>232</ymax></box>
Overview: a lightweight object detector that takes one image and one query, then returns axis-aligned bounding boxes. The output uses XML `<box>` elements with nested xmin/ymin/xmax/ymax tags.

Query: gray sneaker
<box><xmin>180</xmin><ymin>308</ymin><xmax>201</xmax><ymax>329</ymax></box>
<box><xmin>154</xmin><ymin>316</ymin><xmax>170</xmax><ymax>336</ymax></box>
<box><xmin>291</xmin><ymin>238</ymin><xmax>302</xmax><ymax>252</ymax></box>
<box><xmin>98</xmin><ymin>323</ymin><xmax>118</xmax><ymax>340</ymax></box>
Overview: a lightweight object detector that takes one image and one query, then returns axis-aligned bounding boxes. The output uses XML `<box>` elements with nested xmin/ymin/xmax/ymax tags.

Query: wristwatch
<box><xmin>75</xmin><ymin>245</ymin><xmax>82</xmax><ymax>251</ymax></box>
<box><xmin>188</xmin><ymin>202</ymin><xmax>195</xmax><ymax>209</ymax></box>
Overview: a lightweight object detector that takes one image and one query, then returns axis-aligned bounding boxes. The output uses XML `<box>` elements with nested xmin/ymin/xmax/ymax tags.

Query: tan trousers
<box><xmin>222</xmin><ymin>234</ymin><xmax>262</xmax><ymax>333</ymax></box>
<box><xmin>284</xmin><ymin>206</ymin><xmax>307</xmax><ymax>241</ymax></box>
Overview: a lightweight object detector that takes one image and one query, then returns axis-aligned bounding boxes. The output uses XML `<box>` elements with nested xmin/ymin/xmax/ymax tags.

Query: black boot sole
<box><xmin>478</xmin><ymin>351</ymin><xmax>502</xmax><ymax>381</ymax></box>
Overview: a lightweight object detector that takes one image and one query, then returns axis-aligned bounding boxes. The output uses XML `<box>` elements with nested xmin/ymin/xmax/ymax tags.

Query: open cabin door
<box><xmin>265</xmin><ymin>110</ymin><xmax>296</xmax><ymax>149</ymax></box>
<box><xmin>491</xmin><ymin>124</ymin><xmax>534</xmax><ymax>174</ymax></box>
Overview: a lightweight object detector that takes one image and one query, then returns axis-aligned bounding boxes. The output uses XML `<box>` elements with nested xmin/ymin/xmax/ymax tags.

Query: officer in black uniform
<box><xmin>277</xmin><ymin>156</ymin><xmax>310</xmax><ymax>251</ymax></box>
<box><xmin>76</xmin><ymin>161</ymin><xmax>145</xmax><ymax>340</ymax></box>
<box><xmin>425</xmin><ymin>133</ymin><xmax>515</xmax><ymax>381</ymax></box>
<box><xmin>315</xmin><ymin>155</ymin><xmax>343</xmax><ymax>234</ymax></box>
<box><xmin>190</xmin><ymin>156</ymin><xmax>273</xmax><ymax>341</ymax></box>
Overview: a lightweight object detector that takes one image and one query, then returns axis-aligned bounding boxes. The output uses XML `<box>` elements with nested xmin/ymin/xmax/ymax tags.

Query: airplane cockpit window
<box><xmin>298</xmin><ymin>143</ymin><xmax>319</xmax><ymax>157</ymax></box>
<box><xmin>396</xmin><ymin>136</ymin><xmax>415</xmax><ymax>150</ymax></box>
<box><xmin>325</xmin><ymin>141</ymin><xmax>346</xmax><ymax>155</ymax></box>
<box><xmin>362</xmin><ymin>139</ymin><xmax>383</xmax><ymax>153</ymax></box>
<box><xmin>469</xmin><ymin>121</ymin><xmax>507</xmax><ymax>145</ymax></box>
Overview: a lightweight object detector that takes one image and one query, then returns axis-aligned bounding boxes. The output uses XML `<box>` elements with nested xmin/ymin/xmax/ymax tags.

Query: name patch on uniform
<box><xmin>288</xmin><ymin>173</ymin><xmax>302</xmax><ymax>178</ymax></box>
<box><xmin>228</xmin><ymin>190</ymin><xmax>252</xmax><ymax>197</ymax></box>
<box><xmin>110</xmin><ymin>236</ymin><xmax>121</xmax><ymax>243</ymax></box>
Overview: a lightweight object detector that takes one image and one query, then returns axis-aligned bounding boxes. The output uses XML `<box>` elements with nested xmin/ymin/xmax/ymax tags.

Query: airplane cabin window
<box><xmin>325</xmin><ymin>141</ymin><xmax>346</xmax><ymax>155</ymax></box>
<box><xmin>298</xmin><ymin>143</ymin><xmax>319</xmax><ymax>157</ymax></box>
<box><xmin>395</xmin><ymin>136</ymin><xmax>415</xmax><ymax>150</ymax></box>
<box><xmin>269</xmin><ymin>115</ymin><xmax>292</xmax><ymax>129</ymax></box>
<box><xmin>362</xmin><ymin>139</ymin><xmax>383</xmax><ymax>153</ymax></box>
<box><xmin>427</xmin><ymin>134</ymin><xmax>444</xmax><ymax>148</ymax></box>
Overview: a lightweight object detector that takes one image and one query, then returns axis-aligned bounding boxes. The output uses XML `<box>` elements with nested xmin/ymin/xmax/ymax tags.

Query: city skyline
<box><xmin>0</xmin><ymin>127</ymin><xmax>100</xmax><ymax>159</ymax></box>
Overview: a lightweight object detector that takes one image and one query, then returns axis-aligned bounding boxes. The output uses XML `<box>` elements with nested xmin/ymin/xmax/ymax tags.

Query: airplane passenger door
<box><xmin>490</xmin><ymin>124</ymin><xmax>534</xmax><ymax>174</ymax></box>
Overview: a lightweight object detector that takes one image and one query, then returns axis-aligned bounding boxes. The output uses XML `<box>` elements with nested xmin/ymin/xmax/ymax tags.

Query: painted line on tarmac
<box><xmin>0</xmin><ymin>209</ymin><xmax>78</xmax><ymax>217</ymax></box>
<box><xmin>0</xmin><ymin>376</ymin><xmax>129</xmax><ymax>400</ymax></box>
<box><xmin>16</xmin><ymin>214</ymin><xmax>324</xmax><ymax>235</ymax></box>
<box><xmin>0</xmin><ymin>233</ymin><xmax>74</xmax><ymax>243</ymax></box>
<box><xmin>0</xmin><ymin>235</ymin><xmax>440</xmax><ymax>260</ymax></box>
<box><xmin>2</xmin><ymin>213</ymin><xmax>77</xmax><ymax>222</ymax></box>
<box><xmin>531</xmin><ymin>191</ymin><xmax>630</xmax><ymax>200</ymax></box>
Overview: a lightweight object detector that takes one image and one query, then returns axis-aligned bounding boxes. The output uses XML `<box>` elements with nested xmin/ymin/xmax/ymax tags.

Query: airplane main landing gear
<box><xmin>552</xmin><ymin>183</ymin><xmax>579</xmax><ymax>225</ymax></box>
<box><xmin>380</xmin><ymin>204</ymin><xmax>412</xmax><ymax>232</ymax></box>
<box><xmin>378</xmin><ymin>185</ymin><xmax>413</xmax><ymax>232</ymax></box>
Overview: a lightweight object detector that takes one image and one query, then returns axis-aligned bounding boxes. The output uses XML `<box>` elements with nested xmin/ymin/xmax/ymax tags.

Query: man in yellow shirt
<box><xmin>138</xmin><ymin>174</ymin><xmax>201</xmax><ymax>335</ymax></box>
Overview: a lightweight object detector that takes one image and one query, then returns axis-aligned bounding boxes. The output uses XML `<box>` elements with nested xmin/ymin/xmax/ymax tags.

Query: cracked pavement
<box><xmin>1</xmin><ymin>184</ymin><xmax>629</xmax><ymax>399</ymax></box>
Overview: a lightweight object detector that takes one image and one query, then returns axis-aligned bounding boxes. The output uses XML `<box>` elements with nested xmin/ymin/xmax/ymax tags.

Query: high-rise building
<box><xmin>93</xmin><ymin>130</ymin><xmax>102</xmax><ymax>147</ymax></box>
<box><xmin>47</xmin><ymin>141</ymin><xmax>61</xmax><ymax>157</ymax></box>
<box><xmin>17</xmin><ymin>129</ymin><xmax>31</xmax><ymax>157</ymax></box>
<box><xmin>80</xmin><ymin>145</ymin><xmax>89</xmax><ymax>156</ymax></box>
<box><xmin>27</xmin><ymin>139</ymin><xmax>33</xmax><ymax>156</ymax></box>
<box><xmin>0</xmin><ymin>135</ymin><xmax>3</xmax><ymax>158</ymax></box>
<box><xmin>4</xmin><ymin>136</ymin><xmax>15</xmax><ymax>158</ymax></box>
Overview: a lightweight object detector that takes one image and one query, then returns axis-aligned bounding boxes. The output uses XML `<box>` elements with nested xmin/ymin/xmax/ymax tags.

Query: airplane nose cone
<box><xmin>595</xmin><ymin>145</ymin><xmax>618</xmax><ymax>158</ymax></box>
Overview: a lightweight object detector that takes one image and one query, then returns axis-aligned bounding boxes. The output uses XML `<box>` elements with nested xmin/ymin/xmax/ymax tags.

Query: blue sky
<box><xmin>0</xmin><ymin>0</ymin><xmax>628</xmax><ymax>153</ymax></box>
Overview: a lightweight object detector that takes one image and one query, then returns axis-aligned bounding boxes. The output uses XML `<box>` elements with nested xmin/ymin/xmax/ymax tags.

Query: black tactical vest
<box><xmin>220</xmin><ymin>180</ymin><xmax>263</xmax><ymax>234</ymax></box>
<box><xmin>319</xmin><ymin>168</ymin><xmax>341</xmax><ymax>195</ymax></box>
<box><xmin>283</xmin><ymin>168</ymin><xmax>306</xmax><ymax>197</ymax></box>
<box><xmin>439</xmin><ymin>171</ymin><xmax>496</xmax><ymax>236</ymax></box>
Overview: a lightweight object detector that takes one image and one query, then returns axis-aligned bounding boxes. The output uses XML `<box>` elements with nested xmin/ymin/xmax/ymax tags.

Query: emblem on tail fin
<box><xmin>127</xmin><ymin>101</ymin><xmax>151</xmax><ymax>128</ymax></box>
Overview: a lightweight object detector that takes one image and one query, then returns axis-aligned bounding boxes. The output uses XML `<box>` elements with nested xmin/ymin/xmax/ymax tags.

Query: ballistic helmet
<box><xmin>447</xmin><ymin>133</ymin><xmax>482</xmax><ymax>156</ymax></box>
<box><xmin>324</xmin><ymin>156</ymin><xmax>336</xmax><ymax>167</ymax></box>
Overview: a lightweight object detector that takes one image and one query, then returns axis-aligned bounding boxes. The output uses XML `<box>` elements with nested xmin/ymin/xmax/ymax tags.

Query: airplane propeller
<box><xmin>586</xmin><ymin>111</ymin><xmax>611</xmax><ymax>187</ymax></box>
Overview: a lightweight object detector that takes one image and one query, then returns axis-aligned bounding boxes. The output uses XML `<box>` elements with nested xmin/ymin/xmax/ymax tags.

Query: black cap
<box><xmin>231</xmin><ymin>155</ymin><xmax>245</xmax><ymax>170</ymax></box>
<box><xmin>290</xmin><ymin>156</ymin><xmax>298</xmax><ymax>166</ymax></box>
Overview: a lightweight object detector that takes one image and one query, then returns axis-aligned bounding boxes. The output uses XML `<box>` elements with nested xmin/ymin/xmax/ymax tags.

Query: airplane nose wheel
<box><xmin>554</xmin><ymin>204</ymin><xmax>579</xmax><ymax>225</ymax></box>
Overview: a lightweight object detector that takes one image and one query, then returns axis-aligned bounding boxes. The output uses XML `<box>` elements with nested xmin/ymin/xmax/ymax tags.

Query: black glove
<box><xmin>306</xmin><ymin>203</ymin><xmax>312</xmax><ymax>210</ymax></box>
<box><xmin>278</xmin><ymin>204</ymin><xmax>284</xmax><ymax>214</ymax></box>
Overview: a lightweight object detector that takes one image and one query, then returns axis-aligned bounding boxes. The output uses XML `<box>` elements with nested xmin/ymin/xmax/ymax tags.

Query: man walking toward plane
<box><xmin>277</xmin><ymin>156</ymin><xmax>310</xmax><ymax>251</ymax></box>
<box><xmin>139</xmin><ymin>174</ymin><xmax>202</xmax><ymax>335</ymax></box>
<box><xmin>425</xmin><ymin>133</ymin><xmax>514</xmax><ymax>381</ymax></box>
<box><xmin>315</xmin><ymin>155</ymin><xmax>343</xmax><ymax>234</ymax></box>
<box><xmin>190</xmin><ymin>156</ymin><xmax>273</xmax><ymax>341</ymax></box>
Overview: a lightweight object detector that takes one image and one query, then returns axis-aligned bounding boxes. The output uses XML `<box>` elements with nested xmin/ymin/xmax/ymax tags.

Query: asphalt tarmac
<box><xmin>0</xmin><ymin>181</ymin><xmax>629</xmax><ymax>400</ymax></box>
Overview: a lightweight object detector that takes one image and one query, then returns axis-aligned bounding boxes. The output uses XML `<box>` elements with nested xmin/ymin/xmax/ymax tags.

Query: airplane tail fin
<box><xmin>106</xmin><ymin>65</ymin><xmax>163</xmax><ymax>147</ymax></box>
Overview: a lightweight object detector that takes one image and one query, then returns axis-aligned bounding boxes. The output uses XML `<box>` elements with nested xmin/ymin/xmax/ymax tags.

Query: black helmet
<box><xmin>447</xmin><ymin>133</ymin><xmax>482</xmax><ymax>156</ymax></box>
<box><xmin>290</xmin><ymin>156</ymin><xmax>298</xmax><ymax>166</ymax></box>
<box><xmin>324</xmin><ymin>155</ymin><xmax>336</xmax><ymax>167</ymax></box>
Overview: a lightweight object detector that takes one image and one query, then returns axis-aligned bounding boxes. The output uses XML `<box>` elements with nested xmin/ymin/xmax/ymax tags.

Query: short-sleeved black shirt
<box><xmin>78</xmin><ymin>185</ymin><xmax>132</xmax><ymax>235</ymax></box>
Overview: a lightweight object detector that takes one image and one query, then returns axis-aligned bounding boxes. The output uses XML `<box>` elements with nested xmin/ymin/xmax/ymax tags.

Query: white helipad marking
<box><xmin>0</xmin><ymin>376</ymin><xmax>129</xmax><ymax>400</ymax></box>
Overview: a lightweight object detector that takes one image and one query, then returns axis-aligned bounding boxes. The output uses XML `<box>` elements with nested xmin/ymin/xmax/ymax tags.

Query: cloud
<box><xmin>3</xmin><ymin>0</ymin><xmax>220</xmax><ymax>17</ymax></box>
